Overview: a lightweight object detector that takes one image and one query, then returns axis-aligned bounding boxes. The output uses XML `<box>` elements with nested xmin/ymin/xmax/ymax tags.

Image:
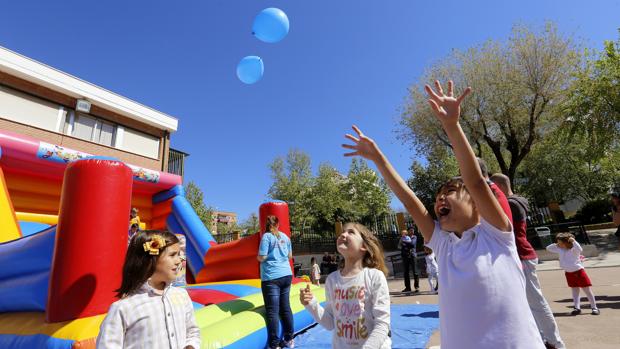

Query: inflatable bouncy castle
<box><xmin>0</xmin><ymin>129</ymin><xmax>325</xmax><ymax>348</ymax></box>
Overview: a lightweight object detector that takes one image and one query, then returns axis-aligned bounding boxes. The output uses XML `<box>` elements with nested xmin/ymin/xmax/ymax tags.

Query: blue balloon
<box><xmin>252</xmin><ymin>8</ymin><xmax>289</xmax><ymax>43</ymax></box>
<box><xmin>236</xmin><ymin>56</ymin><xmax>264</xmax><ymax>84</ymax></box>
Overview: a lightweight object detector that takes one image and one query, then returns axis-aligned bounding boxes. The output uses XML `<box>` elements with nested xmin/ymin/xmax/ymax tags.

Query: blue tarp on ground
<box><xmin>293</xmin><ymin>304</ymin><xmax>440</xmax><ymax>349</ymax></box>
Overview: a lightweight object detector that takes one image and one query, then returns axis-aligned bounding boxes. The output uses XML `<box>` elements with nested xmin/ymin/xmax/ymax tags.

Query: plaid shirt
<box><xmin>96</xmin><ymin>282</ymin><xmax>201</xmax><ymax>349</ymax></box>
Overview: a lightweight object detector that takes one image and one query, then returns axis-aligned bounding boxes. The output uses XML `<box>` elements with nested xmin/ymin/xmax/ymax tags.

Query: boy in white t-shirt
<box><xmin>342</xmin><ymin>80</ymin><xmax>543</xmax><ymax>348</ymax></box>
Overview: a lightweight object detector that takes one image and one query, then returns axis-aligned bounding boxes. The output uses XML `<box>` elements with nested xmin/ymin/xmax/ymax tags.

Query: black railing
<box><xmin>291</xmin><ymin>214</ymin><xmax>404</xmax><ymax>254</ymax></box>
<box><xmin>168</xmin><ymin>148</ymin><xmax>189</xmax><ymax>177</ymax></box>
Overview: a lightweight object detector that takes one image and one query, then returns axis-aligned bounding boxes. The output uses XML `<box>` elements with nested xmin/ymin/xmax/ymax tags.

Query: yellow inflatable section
<box><xmin>0</xmin><ymin>167</ymin><xmax>21</xmax><ymax>243</ymax></box>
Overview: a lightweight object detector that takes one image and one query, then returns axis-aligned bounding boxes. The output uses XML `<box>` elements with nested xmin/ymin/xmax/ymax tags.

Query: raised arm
<box><xmin>300</xmin><ymin>284</ymin><xmax>335</xmax><ymax>330</ymax></box>
<box><xmin>425</xmin><ymin>80</ymin><xmax>510</xmax><ymax>232</ymax></box>
<box><xmin>342</xmin><ymin>125</ymin><xmax>435</xmax><ymax>241</ymax></box>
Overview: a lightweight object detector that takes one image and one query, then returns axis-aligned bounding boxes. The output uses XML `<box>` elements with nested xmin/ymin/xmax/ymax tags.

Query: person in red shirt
<box><xmin>491</xmin><ymin>173</ymin><xmax>565</xmax><ymax>349</ymax></box>
<box><xmin>476</xmin><ymin>158</ymin><xmax>513</xmax><ymax>224</ymax></box>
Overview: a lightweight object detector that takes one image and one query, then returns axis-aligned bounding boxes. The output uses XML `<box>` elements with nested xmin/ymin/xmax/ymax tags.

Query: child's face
<box><xmin>435</xmin><ymin>184</ymin><xmax>479</xmax><ymax>233</ymax></box>
<box><xmin>337</xmin><ymin>224</ymin><xmax>367</xmax><ymax>258</ymax></box>
<box><xmin>557</xmin><ymin>240</ymin><xmax>569</xmax><ymax>249</ymax></box>
<box><xmin>152</xmin><ymin>243</ymin><xmax>182</xmax><ymax>284</ymax></box>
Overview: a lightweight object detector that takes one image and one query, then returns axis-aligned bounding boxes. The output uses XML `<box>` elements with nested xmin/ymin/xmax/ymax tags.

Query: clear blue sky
<box><xmin>1</xmin><ymin>1</ymin><xmax>618</xmax><ymax>221</ymax></box>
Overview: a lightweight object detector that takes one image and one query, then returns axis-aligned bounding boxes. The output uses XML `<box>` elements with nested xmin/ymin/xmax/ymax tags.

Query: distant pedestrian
<box><xmin>546</xmin><ymin>233</ymin><xmax>599</xmax><ymax>316</ymax></box>
<box><xmin>424</xmin><ymin>247</ymin><xmax>438</xmax><ymax>294</ymax></box>
<box><xmin>310</xmin><ymin>257</ymin><xmax>321</xmax><ymax>286</ymax></box>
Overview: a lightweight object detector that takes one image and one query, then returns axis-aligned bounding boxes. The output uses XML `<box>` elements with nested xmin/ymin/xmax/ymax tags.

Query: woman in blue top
<box><xmin>257</xmin><ymin>215</ymin><xmax>294</xmax><ymax>349</ymax></box>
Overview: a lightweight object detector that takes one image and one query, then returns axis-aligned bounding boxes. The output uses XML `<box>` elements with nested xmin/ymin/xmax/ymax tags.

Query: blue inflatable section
<box><xmin>153</xmin><ymin>185</ymin><xmax>185</xmax><ymax>204</ymax></box>
<box><xmin>166</xmin><ymin>214</ymin><xmax>205</xmax><ymax>274</ymax></box>
<box><xmin>292</xmin><ymin>304</ymin><xmax>440</xmax><ymax>349</ymax></box>
<box><xmin>0</xmin><ymin>271</ymin><xmax>49</xmax><ymax>312</ymax></box>
<box><xmin>0</xmin><ymin>226</ymin><xmax>55</xmax><ymax>280</ymax></box>
<box><xmin>18</xmin><ymin>221</ymin><xmax>51</xmax><ymax>237</ymax></box>
<box><xmin>0</xmin><ymin>226</ymin><xmax>56</xmax><ymax>312</ymax></box>
<box><xmin>185</xmin><ymin>284</ymin><xmax>260</xmax><ymax>298</ymax></box>
<box><xmin>0</xmin><ymin>334</ymin><xmax>74</xmax><ymax>349</ymax></box>
<box><xmin>171</xmin><ymin>195</ymin><xmax>215</xmax><ymax>257</ymax></box>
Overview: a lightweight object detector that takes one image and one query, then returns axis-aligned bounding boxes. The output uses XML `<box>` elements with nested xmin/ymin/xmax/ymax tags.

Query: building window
<box><xmin>68</xmin><ymin>113</ymin><xmax>116</xmax><ymax>147</ymax></box>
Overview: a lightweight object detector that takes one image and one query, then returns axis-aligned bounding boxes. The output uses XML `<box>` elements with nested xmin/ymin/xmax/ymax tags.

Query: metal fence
<box><xmin>291</xmin><ymin>214</ymin><xmax>403</xmax><ymax>254</ymax></box>
<box><xmin>168</xmin><ymin>148</ymin><xmax>189</xmax><ymax>177</ymax></box>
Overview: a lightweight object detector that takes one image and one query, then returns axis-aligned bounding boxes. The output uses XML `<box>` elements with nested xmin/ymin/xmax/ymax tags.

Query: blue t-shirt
<box><xmin>258</xmin><ymin>231</ymin><xmax>292</xmax><ymax>281</ymax></box>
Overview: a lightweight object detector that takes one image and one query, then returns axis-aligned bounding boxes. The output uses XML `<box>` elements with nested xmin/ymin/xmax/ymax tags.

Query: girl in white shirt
<box><xmin>310</xmin><ymin>257</ymin><xmax>321</xmax><ymax>286</ymax></box>
<box><xmin>546</xmin><ymin>233</ymin><xmax>599</xmax><ymax>315</ymax></box>
<box><xmin>300</xmin><ymin>222</ymin><xmax>391</xmax><ymax>349</ymax></box>
<box><xmin>97</xmin><ymin>230</ymin><xmax>201</xmax><ymax>349</ymax></box>
<box><xmin>341</xmin><ymin>80</ymin><xmax>544</xmax><ymax>348</ymax></box>
<box><xmin>424</xmin><ymin>247</ymin><xmax>438</xmax><ymax>294</ymax></box>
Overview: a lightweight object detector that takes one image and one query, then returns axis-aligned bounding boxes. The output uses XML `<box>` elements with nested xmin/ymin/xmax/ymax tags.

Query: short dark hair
<box><xmin>116</xmin><ymin>230</ymin><xmax>179</xmax><ymax>298</ymax></box>
<box><xmin>130</xmin><ymin>223</ymin><xmax>139</xmax><ymax>229</ymax></box>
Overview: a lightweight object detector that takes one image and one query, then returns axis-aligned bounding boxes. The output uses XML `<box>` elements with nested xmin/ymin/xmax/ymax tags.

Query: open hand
<box><xmin>342</xmin><ymin>125</ymin><xmax>382</xmax><ymax>162</ymax></box>
<box><xmin>424</xmin><ymin>80</ymin><xmax>471</xmax><ymax>126</ymax></box>
<box><xmin>299</xmin><ymin>283</ymin><xmax>314</xmax><ymax>306</ymax></box>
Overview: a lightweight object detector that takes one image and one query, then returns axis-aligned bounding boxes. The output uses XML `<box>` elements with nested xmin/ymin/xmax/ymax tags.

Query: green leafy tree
<box><xmin>563</xmin><ymin>30</ymin><xmax>620</xmax><ymax>155</ymax></box>
<box><xmin>344</xmin><ymin>158</ymin><xmax>391</xmax><ymax>222</ymax></box>
<box><xmin>407</xmin><ymin>147</ymin><xmax>460</xmax><ymax>213</ymax></box>
<box><xmin>399</xmin><ymin>23</ymin><xmax>580</xmax><ymax>187</ymax></box>
<box><xmin>268</xmin><ymin>149</ymin><xmax>314</xmax><ymax>230</ymax></box>
<box><xmin>519</xmin><ymin>131</ymin><xmax>620</xmax><ymax>204</ymax></box>
<box><xmin>184</xmin><ymin>180</ymin><xmax>214</xmax><ymax>228</ymax></box>
<box><xmin>239</xmin><ymin>213</ymin><xmax>260</xmax><ymax>235</ymax></box>
<box><xmin>306</xmin><ymin>163</ymin><xmax>349</xmax><ymax>233</ymax></box>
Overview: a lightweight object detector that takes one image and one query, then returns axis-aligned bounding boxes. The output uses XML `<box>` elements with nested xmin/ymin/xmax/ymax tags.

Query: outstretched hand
<box><xmin>342</xmin><ymin>125</ymin><xmax>382</xmax><ymax>162</ymax></box>
<box><xmin>424</xmin><ymin>80</ymin><xmax>471</xmax><ymax>126</ymax></box>
<box><xmin>300</xmin><ymin>283</ymin><xmax>314</xmax><ymax>306</ymax></box>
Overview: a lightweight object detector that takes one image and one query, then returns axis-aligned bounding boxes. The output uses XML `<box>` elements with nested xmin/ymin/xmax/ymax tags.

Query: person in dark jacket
<box><xmin>399</xmin><ymin>228</ymin><xmax>419</xmax><ymax>293</ymax></box>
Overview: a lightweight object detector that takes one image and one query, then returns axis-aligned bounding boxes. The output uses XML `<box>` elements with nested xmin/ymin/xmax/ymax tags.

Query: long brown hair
<box><xmin>116</xmin><ymin>230</ymin><xmax>179</xmax><ymax>298</ymax></box>
<box><xmin>265</xmin><ymin>215</ymin><xmax>280</xmax><ymax>236</ymax></box>
<box><xmin>342</xmin><ymin>222</ymin><xmax>388</xmax><ymax>276</ymax></box>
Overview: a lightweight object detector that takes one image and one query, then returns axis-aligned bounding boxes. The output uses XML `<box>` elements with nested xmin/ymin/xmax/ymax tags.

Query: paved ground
<box><xmin>387</xmin><ymin>230</ymin><xmax>620</xmax><ymax>348</ymax></box>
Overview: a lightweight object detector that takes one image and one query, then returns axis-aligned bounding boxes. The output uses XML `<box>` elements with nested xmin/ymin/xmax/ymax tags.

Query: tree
<box><xmin>184</xmin><ymin>181</ymin><xmax>214</xmax><ymax>228</ymax></box>
<box><xmin>399</xmin><ymin>23</ymin><xmax>580</xmax><ymax>188</ymax></box>
<box><xmin>239</xmin><ymin>213</ymin><xmax>260</xmax><ymax>235</ymax></box>
<box><xmin>306</xmin><ymin>163</ymin><xmax>350</xmax><ymax>233</ymax></box>
<box><xmin>562</xmin><ymin>30</ymin><xmax>620</xmax><ymax>156</ymax></box>
<box><xmin>407</xmin><ymin>147</ymin><xmax>459</xmax><ymax>214</ymax></box>
<box><xmin>345</xmin><ymin>158</ymin><xmax>392</xmax><ymax>222</ymax></box>
<box><xmin>268</xmin><ymin>149</ymin><xmax>314</xmax><ymax>230</ymax></box>
<box><xmin>519</xmin><ymin>131</ymin><xmax>620</xmax><ymax>204</ymax></box>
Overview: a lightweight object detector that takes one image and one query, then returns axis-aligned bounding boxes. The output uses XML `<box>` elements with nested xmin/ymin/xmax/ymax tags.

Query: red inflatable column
<box><xmin>46</xmin><ymin>158</ymin><xmax>133</xmax><ymax>323</ymax></box>
<box><xmin>259</xmin><ymin>200</ymin><xmax>293</xmax><ymax>272</ymax></box>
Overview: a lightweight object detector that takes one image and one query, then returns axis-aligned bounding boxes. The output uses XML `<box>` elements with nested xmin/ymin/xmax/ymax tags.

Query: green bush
<box><xmin>573</xmin><ymin>199</ymin><xmax>613</xmax><ymax>224</ymax></box>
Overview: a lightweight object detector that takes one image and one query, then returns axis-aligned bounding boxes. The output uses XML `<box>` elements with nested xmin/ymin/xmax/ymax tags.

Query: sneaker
<box><xmin>402</xmin><ymin>288</ymin><xmax>411</xmax><ymax>292</ymax></box>
<box><xmin>570</xmin><ymin>308</ymin><xmax>581</xmax><ymax>315</ymax></box>
<box><xmin>281</xmin><ymin>339</ymin><xmax>294</xmax><ymax>348</ymax></box>
<box><xmin>413</xmin><ymin>288</ymin><xmax>420</xmax><ymax>293</ymax></box>
<box><xmin>592</xmin><ymin>308</ymin><xmax>600</xmax><ymax>315</ymax></box>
